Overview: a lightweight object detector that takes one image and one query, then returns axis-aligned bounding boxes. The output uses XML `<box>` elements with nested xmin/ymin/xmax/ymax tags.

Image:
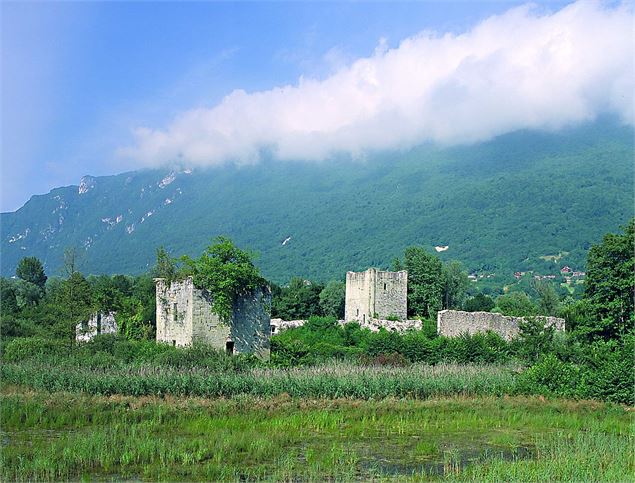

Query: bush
<box><xmin>3</xmin><ymin>337</ymin><xmax>69</xmax><ymax>363</ymax></box>
<box><xmin>516</xmin><ymin>353</ymin><xmax>582</xmax><ymax>399</ymax></box>
<box><xmin>516</xmin><ymin>337</ymin><xmax>635</xmax><ymax>404</ymax></box>
<box><xmin>577</xmin><ymin>336</ymin><xmax>635</xmax><ymax>404</ymax></box>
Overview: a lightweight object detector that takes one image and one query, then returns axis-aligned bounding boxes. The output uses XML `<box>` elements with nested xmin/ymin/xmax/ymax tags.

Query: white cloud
<box><xmin>121</xmin><ymin>1</ymin><xmax>634</xmax><ymax>167</ymax></box>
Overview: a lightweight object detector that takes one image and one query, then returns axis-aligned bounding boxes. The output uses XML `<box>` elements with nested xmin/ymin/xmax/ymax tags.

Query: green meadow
<box><xmin>1</xmin><ymin>387</ymin><xmax>632</xmax><ymax>482</ymax></box>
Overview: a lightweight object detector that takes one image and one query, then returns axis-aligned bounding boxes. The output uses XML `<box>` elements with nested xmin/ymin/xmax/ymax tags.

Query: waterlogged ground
<box><xmin>1</xmin><ymin>387</ymin><xmax>632</xmax><ymax>481</ymax></box>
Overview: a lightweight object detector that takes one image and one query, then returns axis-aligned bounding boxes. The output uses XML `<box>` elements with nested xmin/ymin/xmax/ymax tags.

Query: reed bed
<box><xmin>1</xmin><ymin>361</ymin><xmax>520</xmax><ymax>399</ymax></box>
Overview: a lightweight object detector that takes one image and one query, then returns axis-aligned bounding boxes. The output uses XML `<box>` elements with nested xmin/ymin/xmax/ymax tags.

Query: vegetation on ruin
<box><xmin>179</xmin><ymin>236</ymin><xmax>267</xmax><ymax>321</ymax></box>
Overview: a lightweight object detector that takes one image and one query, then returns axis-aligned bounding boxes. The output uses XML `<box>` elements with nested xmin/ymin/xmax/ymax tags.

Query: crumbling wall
<box><xmin>75</xmin><ymin>312</ymin><xmax>117</xmax><ymax>342</ymax></box>
<box><xmin>155</xmin><ymin>277</ymin><xmax>271</xmax><ymax>358</ymax></box>
<box><xmin>270</xmin><ymin>318</ymin><xmax>306</xmax><ymax>334</ymax></box>
<box><xmin>270</xmin><ymin>318</ymin><xmax>421</xmax><ymax>334</ymax></box>
<box><xmin>373</xmin><ymin>271</ymin><xmax>408</xmax><ymax>321</ymax></box>
<box><xmin>155</xmin><ymin>278</ymin><xmax>194</xmax><ymax>346</ymax></box>
<box><xmin>437</xmin><ymin>310</ymin><xmax>565</xmax><ymax>341</ymax></box>
<box><xmin>231</xmin><ymin>287</ymin><xmax>272</xmax><ymax>360</ymax></box>
<box><xmin>345</xmin><ymin>268</ymin><xmax>407</xmax><ymax>323</ymax></box>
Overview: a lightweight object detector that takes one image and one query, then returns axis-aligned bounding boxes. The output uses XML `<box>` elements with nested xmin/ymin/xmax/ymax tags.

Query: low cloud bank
<box><xmin>122</xmin><ymin>1</ymin><xmax>634</xmax><ymax>167</ymax></box>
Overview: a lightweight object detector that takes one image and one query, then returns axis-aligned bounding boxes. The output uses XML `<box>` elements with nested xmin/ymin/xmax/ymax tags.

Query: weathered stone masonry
<box><xmin>437</xmin><ymin>310</ymin><xmax>565</xmax><ymax>341</ymax></box>
<box><xmin>155</xmin><ymin>277</ymin><xmax>271</xmax><ymax>359</ymax></box>
<box><xmin>345</xmin><ymin>268</ymin><xmax>408</xmax><ymax>323</ymax></box>
<box><xmin>75</xmin><ymin>312</ymin><xmax>117</xmax><ymax>342</ymax></box>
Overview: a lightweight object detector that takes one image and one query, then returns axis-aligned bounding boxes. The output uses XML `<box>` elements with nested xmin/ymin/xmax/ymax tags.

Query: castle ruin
<box><xmin>345</xmin><ymin>268</ymin><xmax>408</xmax><ymax>323</ymax></box>
<box><xmin>76</xmin><ymin>312</ymin><xmax>118</xmax><ymax>342</ymax></box>
<box><xmin>155</xmin><ymin>277</ymin><xmax>272</xmax><ymax>359</ymax></box>
<box><xmin>437</xmin><ymin>310</ymin><xmax>565</xmax><ymax>341</ymax></box>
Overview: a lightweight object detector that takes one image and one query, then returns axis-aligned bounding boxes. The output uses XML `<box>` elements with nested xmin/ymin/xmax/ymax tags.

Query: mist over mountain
<box><xmin>2</xmin><ymin>119</ymin><xmax>632</xmax><ymax>283</ymax></box>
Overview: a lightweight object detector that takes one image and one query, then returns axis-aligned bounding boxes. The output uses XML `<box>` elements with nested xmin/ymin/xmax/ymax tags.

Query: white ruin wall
<box><xmin>345</xmin><ymin>268</ymin><xmax>407</xmax><ymax>323</ymax></box>
<box><xmin>437</xmin><ymin>310</ymin><xmax>565</xmax><ymax>341</ymax></box>
<box><xmin>75</xmin><ymin>312</ymin><xmax>118</xmax><ymax>342</ymax></box>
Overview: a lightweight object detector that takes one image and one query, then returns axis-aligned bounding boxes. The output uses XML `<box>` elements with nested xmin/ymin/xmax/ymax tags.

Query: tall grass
<box><xmin>1</xmin><ymin>361</ymin><xmax>518</xmax><ymax>399</ymax></box>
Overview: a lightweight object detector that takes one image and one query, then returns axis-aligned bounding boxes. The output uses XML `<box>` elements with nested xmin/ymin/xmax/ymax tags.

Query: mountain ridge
<box><xmin>2</xmin><ymin>119</ymin><xmax>633</xmax><ymax>283</ymax></box>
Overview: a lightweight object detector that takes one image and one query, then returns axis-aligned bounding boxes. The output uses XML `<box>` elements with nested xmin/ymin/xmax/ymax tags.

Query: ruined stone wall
<box><xmin>271</xmin><ymin>318</ymin><xmax>421</xmax><ymax>333</ymax></box>
<box><xmin>231</xmin><ymin>288</ymin><xmax>272</xmax><ymax>360</ymax></box>
<box><xmin>345</xmin><ymin>268</ymin><xmax>407</xmax><ymax>323</ymax></box>
<box><xmin>189</xmin><ymin>288</ymin><xmax>229</xmax><ymax>349</ymax></box>
<box><xmin>155</xmin><ymin>278</ymin><xmax>194</xmax><ymax>346</ymax></box>
<box><xmin>373</xmin><ymin>271</ymin><xmax>408</xmax><ymax>321</ymax></box>
<box><xmin>155</xmin><ymin>277</ymin><xmax>271</xmax><ymax>358</ymax></box>
<box><xmin>437</xmin><ymin>310</ymin><xmax>565</xmax><ymax>341</ymax></box>
<box><xmin>345</xmin><ymin>270</ymin><xmax>372</xmax><ymax>323</ymax></box>
<box><xmin>270</xmin><ymin>318</ymin><xmax>306</xmax><ymax>334</ymax></box>
<box><xmin>75</xmin><ymin>312</ymin><xmax>117</xmax><ymax>342</ymax></box>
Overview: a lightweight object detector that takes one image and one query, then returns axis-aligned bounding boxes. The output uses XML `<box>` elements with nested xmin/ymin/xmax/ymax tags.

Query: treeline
<box><xmin>1</xmin><ymin>221</ymin><xmax>633</xmax><ymax>404</ymax></box>
<box><xmin>1</xmin><ymin>249</ymin><xmax>156</xmax><ymax>342</ymax></box>
<box><xmin>2</xmin><ymin>220</ymin><xmax>633</xmax><ymax>343</ymax></box>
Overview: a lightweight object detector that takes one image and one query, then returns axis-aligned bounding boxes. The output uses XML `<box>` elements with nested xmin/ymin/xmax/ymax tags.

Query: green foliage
<box><xmin>464</xmin><ymin>293</ymin><xmax>495</xmax><ymax>312</ymax></box>
<box><xmin>3</xmin><ymin>337</ymin><xmax>69</xmax><ymax>363</ymax></box>
<box><xmin>515</xmin><ymin>336</ymin><xmax>635</xmax><ymax>405</ymax></box>
<box><xmin>582</xmin><ymin>219</ymin><xmax>634</xmax><ymax>339</ymax></box>
<box><xmin>271</xmin><ymin>278</ymin><xmax>323</xmax><ymax>319</ymax></box>
<box><xmin>319</xmin><ymin>280</ymin><xmax>345</xmax><ymax>318</ymax></box>
<box><xmin>0</xmin><ymin>278</ymin><xmax>19</xmax><ymax>315</ymax></box>
<box><xmin>531</xmin><ymin>279</ymin><xmax>560</xmax><ymax>316</ymax></box>
<box><xmin>402</xmin><ymin>246</ymin><xmax>444</xmax><ymax>318</ymax></box>
<box><xmin>153</xmin><ymin>246</ymin><xmax>177</xmax><ymax>281</ymax></box>
<box><xmin>515</xmin><ymin>316</ymin><xmax>557</xmax><ymax>363</ymax></box>
<box><xmin>117</xmin><ymin>297</ymin><xmax>154</xmax><ymax>340</ymax></box>
<box><xmin>493</xmin><ymin>291</ymin><xmax>537</xmax><ymax>316</ymax></box>
<box><xmin>13</xmin><ymin>279</ymin><xmax>44</xmax><ymax>307</ymax></box>
<box><xmin>15</xmin><ymin>256</ymin><xmax>47</xmax><ymax>289</ymax></box>
<box><xmin>442</xmin><ymin>260</ymin><xmax>469</xmax><ymax>309</ymax></box>
<box><xmin>59</xmin><ymin>272</ymin><xmax>94</xmax><ymax>340</ymax></box>
<box><xmin>181</xmin><ymin>237</ymin><xmax>266</xmax><ymax>322</ymax></box>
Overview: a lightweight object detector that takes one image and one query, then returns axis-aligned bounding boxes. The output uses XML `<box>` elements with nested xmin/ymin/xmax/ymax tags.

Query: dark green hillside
<box><xmin>1</xmin><ymin>119</ymin><xmax>632</xmax><ymax>282</ymax></box>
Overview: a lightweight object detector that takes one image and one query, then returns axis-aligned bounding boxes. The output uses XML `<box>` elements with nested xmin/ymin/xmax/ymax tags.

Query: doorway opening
<box><xmin>225</xmin><ymin>340</ymin><xmax>235</xmax><ymax>355</ymax></box>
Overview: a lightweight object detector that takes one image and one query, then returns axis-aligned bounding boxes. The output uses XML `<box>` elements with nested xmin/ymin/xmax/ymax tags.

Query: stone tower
<box><xmin>345</xmin><ymin>268</ymin><xmax>408</xmax><ymax>323</ymax></box>
<box><xmin>155</xmin><ymin>277</ymin><xmax>271</xmax><ymax>359</ymax></box>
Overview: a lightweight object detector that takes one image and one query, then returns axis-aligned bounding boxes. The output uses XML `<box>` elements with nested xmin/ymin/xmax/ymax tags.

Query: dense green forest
<box><xmin>2</xmin><ymin>119</ymin><xmax>633</xmax><ymax>283</ymax></box>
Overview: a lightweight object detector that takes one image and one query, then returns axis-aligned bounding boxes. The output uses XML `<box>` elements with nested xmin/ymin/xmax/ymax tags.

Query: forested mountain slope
<box><xmin>2</xmin><ymin>119</ymin><xmax>632</xmax><ymax>283</ymax></box>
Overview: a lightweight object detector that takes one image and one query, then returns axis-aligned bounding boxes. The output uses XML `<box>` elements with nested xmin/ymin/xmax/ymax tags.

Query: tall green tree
<box><xmin>13</xmin><ymin>280</ymin><xmax>44</xmax><ymax>308</ymax></box>
<box><xmin>58</xmin><ymin>272</ymin><xmax>94</xmax><ymax>341</ymax></box>
<box><xmin>272</xmin><ymin>278</ymin><xmax>324</xmax><ymax>320</ymax></box>
<box><xmin>16</xmin><ymin>257</ymin><xmax>47</xmax><ymax>289</ymax></box>
<box><xmin>319</xmin><ymin>280</ymin><xmax>345</xmax><ymax>319</ymax></box>
<box><xmin>0</xmin><ymin>278</ymin><xmax>19</xmax><ymax>314</ymax></box>
<box><xmin>464</xmin><ymin>293</ymin><xmax>495</xmax><ymax>312</ymax></box>
<box><xmin>583</xmin><ymin>219</ymin><xmax>634</xmax><ymax>338</ymax></box>
<box><xmin>153</xmin><ymin>246</ymin><xmax>177</xmax><ymax>281</ymax></box>
<box><xmin>402</xmin><ymin>246</ymin><xmax>444</xmax><ymax>318</ymax></box>
<box><xmin>493</xmin><ymin>291</ymin><xmax>537</xmax><ymax>317</ymax></box>
<box><xmin>442</xmin><ymin>261</ymin><xmax>469</xmax><ymax>310</ymax></box>
<box><xmin>531</xmin><ymin>279</ymin><xmax>560</xmax><ymax>316</ymax></box>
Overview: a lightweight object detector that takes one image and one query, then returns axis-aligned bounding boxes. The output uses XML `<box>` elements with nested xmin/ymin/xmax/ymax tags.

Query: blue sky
<box><xmin>3</xmin><ymin>0</ymin><xmax>630</xmax><ymax>212</ymax></box>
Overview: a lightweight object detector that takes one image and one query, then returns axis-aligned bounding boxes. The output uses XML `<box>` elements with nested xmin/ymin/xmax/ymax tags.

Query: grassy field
<box><xmin>1</xmin><ymin>386</ymin><xmax>632</xmax><ymax>482</ymax></box>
